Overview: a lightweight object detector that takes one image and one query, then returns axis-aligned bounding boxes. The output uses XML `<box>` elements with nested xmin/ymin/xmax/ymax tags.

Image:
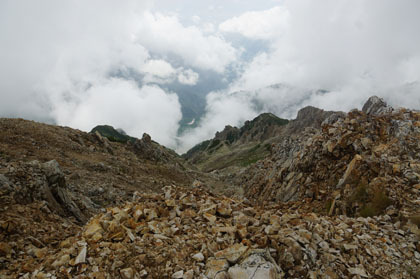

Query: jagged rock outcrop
<box><xmin>3</xmin><ymin>159</ymin><xmax>88</xmax><ymax>223</ymax></box>
<box><xmin>238</xmin><ymin>113</ymin><xmax>289</xmax><ymax>143</ymax></box>
<box><xmin>211</xmin><ymin>113</ymin><xmax>288</xmax><ymax>148</ymax></box>
<box><xmin>214</xmin><ymin>125</ymin><xmax>240</xmax><ymax>144</ymax></box>
<box><xmin>132</xmin><ymin>133</ymin><xmax>174</xmax><ymax>162</ymax></box>
<box><xmin>91</xmin><ymin>125</ymin><xmax>136</xmax><ymax>143</ymax></box>
<box><xmin>362</xmin><ymin>95</ymin><xmax>394</xmax><ymax>116</ymax></box>
<box><xmin>285</xmin><ymin>106</ymin><xmax>344</xmax><ymax>134</ymax></box>
<box><xmin>239</xmin><ymin>97</ymin><xmax>420</xmax><ymax>219</ymax></box>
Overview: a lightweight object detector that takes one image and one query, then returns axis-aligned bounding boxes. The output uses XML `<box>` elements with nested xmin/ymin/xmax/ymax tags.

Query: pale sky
<box><xmin>154</xmin><ymin>0</ymin><xmax>283</xmax><ymax>23</ymax></box>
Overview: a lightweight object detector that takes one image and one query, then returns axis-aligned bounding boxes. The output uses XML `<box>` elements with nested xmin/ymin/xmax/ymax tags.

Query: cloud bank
<box><xmin>178</xmin><ymin>0</ymin><xmax>420</xmax><ymax>152</ymax></box>
<box><xmin>0</xmin><ymin>0</ymin><xmax>236</xmax><ymax>147</ymax></box>
<box><xmin>1</xmin><ymin>0</ymin><xmax>419</xmax><ymax>153</ymax></box>
<box><xmin>221</xmin><ymin>0</ymin><xmax>420</xmax><ymax>107</ymax></box>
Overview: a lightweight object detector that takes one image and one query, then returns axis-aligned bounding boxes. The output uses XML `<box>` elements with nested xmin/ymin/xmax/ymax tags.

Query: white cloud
<box><xmin>136</xmin><ymin>11</ymin><xmax>237</xmax><ymax>73</ymax></box>
<box><xmin>142</xmin><ymin>60</ymin><xmax>200</xmax><ymax>86</ymax></box>
<box><xmin>220</xmin><ymin>0</ymin><xmax>420</xmax><ymax>112</ymax></box>
<box><xmin>142</xmin><ymin>59</ymin><xmax>178</xmax><ymax>84</ymax></box>
<box><xmin>0</xmin><ymin>0</ymin><xmax>152</xmax><ymax>119</ymax></box>
<box><xmin>178</xmin><ymin>69</ymin><xmax>200</xmax><ymax>85</ymax></box>
<box><xmin>52</xmin><ymin>79</ymin><xmax>182</xmax><ymax>147</ymax></box>
<box><xmin>178</xmin><ymin>90</ymin><xmax>258</xmax><ymax>152</ymax></box>
<box><xmin>219</xmin><ymin>6</ymin><xmax>289</xmax><ymax>40</ymax></box>
<box><xmin>192</xmin><ymin>15</ymin><xmax>201</xmax><ymax>24</ymax></box>
<box><xmin>142</xmin><ymin>59</ymin><xmax>177</xmax><ymax>78</ymax></box>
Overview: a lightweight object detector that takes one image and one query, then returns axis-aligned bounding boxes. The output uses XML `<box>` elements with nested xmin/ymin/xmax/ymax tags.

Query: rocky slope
<box><xmin>2</xmin><ymin>186</ymin><xmax>419</xmax><ymax>278</ymax></box>
<box><xmin>0</xmin><ymin>119</ymin><xmax>230</xmax><ymax>278</ymax></box>
<box><xmin>0</xmin><ymin>118</ymin><xmax>201</xmax><ymax>221</ymax></box>
<box><xmin>238</xmin><ymin>97</ymin><xmax>420</xmax><ymax>220</ymax></box>
<box><xmin>1</xmin><ymin>96</ymin><xmax>420</xmax><ymax>278</ymax></box>
<box><xmin>0</xmin><ymin>119</ymin><xmax>228</xmax><ymax>241</ymax></box>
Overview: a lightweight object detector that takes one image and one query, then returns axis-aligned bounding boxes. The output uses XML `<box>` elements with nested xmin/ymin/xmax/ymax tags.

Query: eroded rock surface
<box><xmin>1</xmin><ymin>186</ymin><xmax>418</xmax><ymax>278</ymax></box>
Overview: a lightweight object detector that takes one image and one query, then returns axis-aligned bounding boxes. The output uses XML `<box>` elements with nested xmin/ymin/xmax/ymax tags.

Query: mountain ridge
<box><xmin>1</xmin><ymin>96</ymin><xmax>420</xmax><ymax>278</ymax></box>
<box><xmin>183</xmin><ymin>106</ymin><xmax>341</xmax><ymax>173</ymax></box>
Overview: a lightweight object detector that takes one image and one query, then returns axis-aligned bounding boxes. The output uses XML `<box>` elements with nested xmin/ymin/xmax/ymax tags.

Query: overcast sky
<box><xmin>1</xmin><ymin>0</ymin><xmax>419</xmax><ymax>152</ymax></box>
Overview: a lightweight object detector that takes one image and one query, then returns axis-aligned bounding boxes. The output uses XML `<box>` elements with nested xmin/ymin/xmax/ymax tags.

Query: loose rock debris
<box><xmin>1</xmin><ymin>186</ymin><xmax>418</xmax><ymax>278</ymax></box>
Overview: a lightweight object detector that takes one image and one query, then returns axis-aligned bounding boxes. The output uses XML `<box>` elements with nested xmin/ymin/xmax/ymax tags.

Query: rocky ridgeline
<box><xmin>1</xmin><ymin>186</ymin><xmax>419</xmax><ymax>278</ymax></box>
<box><xmin>183</xmin><ymin>113</ymin><xmax>289</xmax><ymax>172</ymax></box>
<box><xmin>184</xmin><ymin>105</ymin><xmax>341</xmax><ymax>174</ymax></box>
<box><xmin>240</xmin><ymin>97</ymin><xmax>420</xmax><ymax>219</ymax></box>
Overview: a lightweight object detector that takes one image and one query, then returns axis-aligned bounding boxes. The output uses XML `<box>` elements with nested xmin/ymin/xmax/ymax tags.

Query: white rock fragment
<box><xmin>120</xmin><ymin>267</ymin><xmax>134</xmax><ymax>279</ymax></box>
<box><xmin>348</xmin><ymin>267</ymin><xmax>368</xmax><ymax>277</ymax></box>
<box><xmin>172</xmin><ymin>270</ymin><xmax>184</xmax><ymax>278</ymax></box>
<box><xmin>192</xmin><ymin>252</ymin><xmax>205</xmax><ymax>262</ymax></box>
<box><xmin>74</xmin><ymin>246</ymin><xmax>87</xmax><ymax>265</ymax></box>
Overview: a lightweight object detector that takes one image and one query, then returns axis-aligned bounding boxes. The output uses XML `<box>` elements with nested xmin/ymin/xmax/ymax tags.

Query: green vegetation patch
<box><xmin>241</xmin><ymin>113</ymin><xmax>289</xmax><ymax>133</ymax></box>
<box><xmin>359</xmin><ymin>187</ymin><xmax>392</xmax><ymax>217</ymax></box>
<box><xmin>208</xmin><ymin>139</ymin><xmax>221</xmax><ymax>150</ymax></box>
<box><xmin>91</xmin><ymin>125</ymin><xmax>136</xmax><ymax>143</ymax></box>
<box><xmin>238</xmin><ymin>143</ymin><xmax>271</xmax><ymax>167</ymax></box>
<box><xmin>350</xmin><ymin>181</ymin><xmax>392</xmax><ymax>217</ymax></box>
<box><xmin>182</xmin><ymin>140</ymin><xmax>210</xmax><ymax>159</ymax></box>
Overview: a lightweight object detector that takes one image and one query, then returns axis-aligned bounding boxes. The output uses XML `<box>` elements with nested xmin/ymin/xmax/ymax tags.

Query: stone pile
<box><xmin>240</xmin><ymin>96</ymin><xmax>420</xmax><ymax>218</ymax></box>
<box><xmin>2</xmin><ymin>186</ymin><xmax>418</xmax><ymax>279</ymax></box>
<box><xmin>0</xmin><ymin>194</ymin><xmax>80</xmax><ymax>277</ymax></box>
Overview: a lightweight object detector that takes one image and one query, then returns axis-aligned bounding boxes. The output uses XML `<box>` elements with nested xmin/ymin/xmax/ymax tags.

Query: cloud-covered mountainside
<box><xmin>1</xmin><ymin>0</ymin><xmax>420</xmax><ymax>152</ymax></box>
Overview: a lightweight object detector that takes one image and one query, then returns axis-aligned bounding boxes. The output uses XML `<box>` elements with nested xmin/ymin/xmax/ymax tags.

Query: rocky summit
<box><xmin>1</xmin><ymin>96</ymin><xmax>420</xmax><ymax>279</ymax></box>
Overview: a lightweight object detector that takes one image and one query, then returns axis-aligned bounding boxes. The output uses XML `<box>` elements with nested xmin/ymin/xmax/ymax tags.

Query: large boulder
<box><xmin>7</xmin><ymin>160</ymin><xmax>88</xmax><ymax>223</ymax></box>
<box><xmin>227</xmin><ymin>250</ymin><xmax>283</xmax><ymax>279</ymax></box>
<box><xmin>132</xmin><ymin>133</ymin><xmax>168</xmax><ymax>162</ymax></box>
